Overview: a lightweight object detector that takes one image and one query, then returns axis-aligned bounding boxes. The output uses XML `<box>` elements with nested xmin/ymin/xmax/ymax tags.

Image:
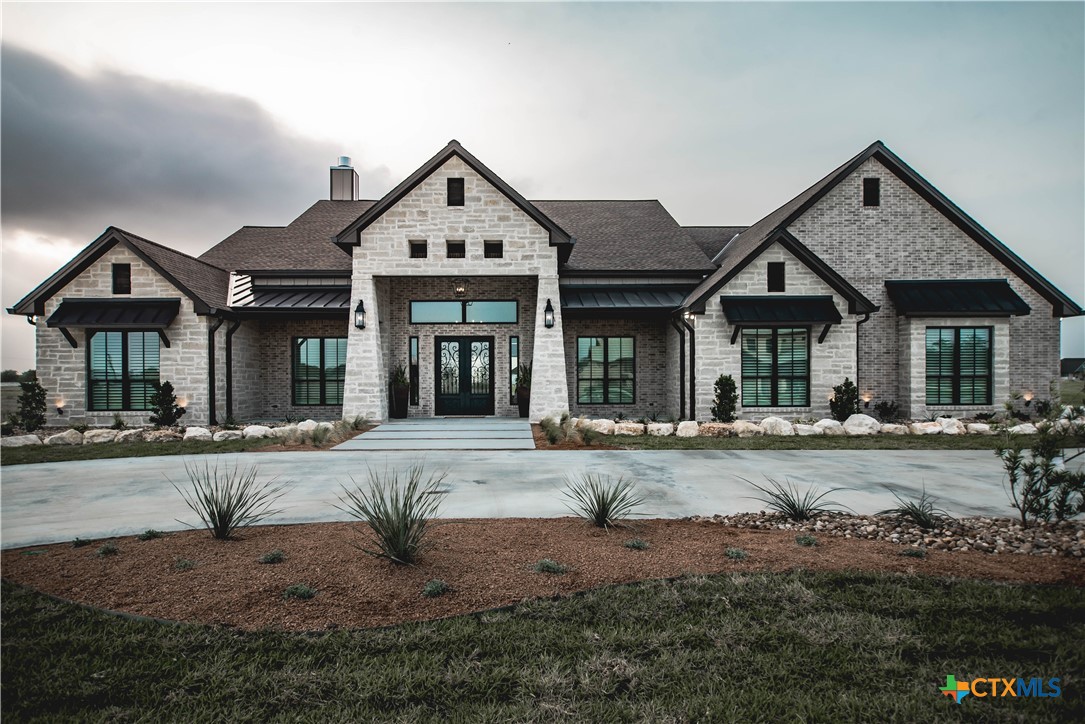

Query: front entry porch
<box><xmin>333</xmin><ymin>417</ymin><xmax>534</xmax><ymax>451</ymax></box>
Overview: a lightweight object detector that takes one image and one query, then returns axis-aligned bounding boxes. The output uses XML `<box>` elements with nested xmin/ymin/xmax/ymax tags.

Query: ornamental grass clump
<box><xmin>877</xmin><ymin>486</ymin><xmax>952</xmax><ymax>530</ymax></box>
<box><xmin>743</xmin><ymin>476</ymin><xmax>848</xmax><ymax>522</ymax></box>
<box><xmin>562</xmin><ymin>473</ymin><xmax>646</xmax><ymax>529</ymax></box>
<box><xmin>336</xmin><ymin>463</ymin><xmax>446</xmax><ymax>565</ymax></box>
<box><xmin>725</xmin><ymin>547</ymin><xmax>749</xmax><ymax>560</ymax></box>
<box><xmin>283</xmin><ymin>584</ymin><xmax>316</xmax><ymax>600</ymax></box>
<box><xmin>422</xmin><ymin>579</ymin><xmax>450</xmax><ymax>598</ymax></box>
<box><xmin>533</xmin><ymin>558</ymin><xmax>567</xmax><ymax>575</ymax></box>
<box><xmin>624</xmin><ymin>538</ymin><xmax>649</xmax><ymax>550</ymax></box>
<box><xmin>171</xmin><ymin>461</ymin><xmax>288</xmax><ymax>540</ymax></box>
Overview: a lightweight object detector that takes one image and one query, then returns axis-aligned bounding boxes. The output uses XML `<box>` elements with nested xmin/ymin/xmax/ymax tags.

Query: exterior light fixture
<box><xmin>25</xmin><ymin>315</ymin><xmax>37</xmax><ymax>326</ymax></box>
<box><xmin>354</xmin><ymin>299</ymin><xmax>366</xmax><ymax>329</ymax></box>
<box><xmin>453</xmin><ymin>278</ymin><xmax>468</xmax><ymax>298</ymax></box>
<box><xmin>55</xmin><ymin>398</ymin><xmax>64</xmax><ymax>416</ymax></box>
<box><xmin>861</xmin><ymin>392</ymin><xmax>873</xmax><ymax>408</ymax></box>
<box><xmin>544</xmin><ymin>299</ymin><xmax>555</xmax><ymax>329</ymax></box>
<box><xmin>177</xmin><ymin>396</ymin><xmax>189</xmax><ymax>408</ymax></box>
<box><xmin>1023</xmin><ymin>391</ymin><xmax>1034</xmax><ymax>407</ymax></box>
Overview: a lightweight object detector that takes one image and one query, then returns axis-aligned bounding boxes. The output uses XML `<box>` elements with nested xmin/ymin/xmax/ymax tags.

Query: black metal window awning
<box><xmin>560</xmin><ymin>285</ymin><xmax>692</xmax><ymax>316</ymax></box>
<box><xmin>719</xmin><ymin>295</ymin><xmax>843</xmax><ymax>344</ymax></box>
<box><xmin>46</xmin><ymin>298</ymin><xmax>180</xmax><ymax>348</ymax></box>
<box><xmin>885</xmin><ymin>279</ymin><xmax>1030</xmax><ymax>317</ymax></box>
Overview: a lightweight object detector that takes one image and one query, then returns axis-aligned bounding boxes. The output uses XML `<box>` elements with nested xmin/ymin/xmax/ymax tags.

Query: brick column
<box><xmin>529</xmin><ymin>274</ymin><xmax>569</xmax><ymax>422</ymax></box>
<box><xmin>342</xmin><ymin>272</ymin><xmax>388</xmax><ymax>421</ymax></box>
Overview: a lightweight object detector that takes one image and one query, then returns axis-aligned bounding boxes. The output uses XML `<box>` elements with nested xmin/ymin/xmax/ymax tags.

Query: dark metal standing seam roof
<box><xmin>46</xmin><ymin>298</ymin><xmax>181</xmax><ymax>328</ymax></box>
<box><xmin>719</xmin><ymin>296</ymin><xmax>843</xmax><ymax>325</ymax></box>
<box><xmin>884</xmin><ymin>280</ymin><xmax>1031</xmax><ymax>316</ymax></box>
<box><xmin>561</xmin><ymin>286</ymin><xmax>692</xmax><ymax>310</ymax></box>
<box><xmin>248</xmin><ymin>288</ymin><xmax>351</xmax><ymax>310</ymax></box>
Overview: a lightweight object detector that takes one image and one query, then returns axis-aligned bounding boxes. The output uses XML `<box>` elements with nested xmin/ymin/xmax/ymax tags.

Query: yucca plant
<box><xmin>877</xmin><ymin>486</ymin><xmax>952</xmax><ymax>530</ymax></box>
<box><xmin>335</xmin><ymin>464</ymin><xmax>446</xmax><ymax>564</ymax></box>
<box><xmin>171</xmin><ymin>461</ymin><xmax>288</xmax><ymax>540</ymax></box>
<box><xmin>562</xmin><ymin>473</ymin><xmax>646</xmax><ymax>528</ymax></box>
<box><xmin>742</xmin><ymin>476</ymin><xmax>848</xmax><ymax>521</ymax></box>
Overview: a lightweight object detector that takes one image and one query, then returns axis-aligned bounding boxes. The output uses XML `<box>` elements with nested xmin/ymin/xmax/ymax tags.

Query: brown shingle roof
<box><xmin>533</xmin><ymin>200</ymin><xmax>715</xmax><ymax>274</ymax></box>
<box><xmin>684</xmin><ymin>226</ymin><xmax>748</xmax><ymax>263</ymax></box>
<box><xmin>114</xmin><ymin>229</ymin><xmax>230</xmax><ymax>308</ymax></box>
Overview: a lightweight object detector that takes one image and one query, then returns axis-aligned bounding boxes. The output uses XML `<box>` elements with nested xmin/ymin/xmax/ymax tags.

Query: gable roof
<box><xmin>334</xmin><ymin>140</ymin><xmax>573</xmax><ymax>249</ymax></box>
<box><xmin>684</xmin><ymin>140</ymin><xmax>1082</xmax><ymax>316</ymax></box>
<box><xmin>8</xmin><ymin>226</ymin><xmax>230</xmax><ymax>315</ymax></box>
<box><xmin>534</xmin><ymin>200</ymin><xmax>716</xmax><ymax>274</ymax></box>
<box><xmin>684</xmin><ymin>226</ymin><xmax>748</xmax><ymax>263</ymax></box>
<box><xmin>199</xmin><ymin>200</ymin><xmax>373</xmax><ymax>273</ymax></box>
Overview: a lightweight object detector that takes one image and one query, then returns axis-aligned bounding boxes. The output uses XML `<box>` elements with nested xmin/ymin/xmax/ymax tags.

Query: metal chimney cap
<box><xmin>335</xmin><ymin>156</ymin><xmax>352</xmax><ymax>168</ymax></box>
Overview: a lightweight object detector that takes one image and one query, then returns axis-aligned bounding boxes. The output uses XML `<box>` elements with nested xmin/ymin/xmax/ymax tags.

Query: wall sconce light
<box><xmin>55</xmin><ymin>398</ymin><xmax>65</xmax><ymax>416</ymax></box>
<box><xmin>453</xmin><ymin>278</ymin><xmax>468</xmax><ymax>298</ymax></box>
<box><xmin>861</xmin><ymin>392</ymin><xmax>873</xmax><ymax>408</ymax></box>
<box><xmin>26</xmin><ymin>315</ymin><xmax>37</xmax><ymax>326</ymax></box>
<box><xmin>544</xmin><ymin>299</ymin><xmax>555</xmax><ymax>329</ymax></box>
<box><xmin>354</xmin><ymin>299</ymin><xmax>366</xmax><ymax>330</ymax></box>
<box><xmin>685</xmin><ymin>311</ymin><xmax>696</xmax><ymax>322</ymax></box>
<box><xmin>1023</xmin><ymin>392</ymin><xmax>1034</xmax><ymax>407</ymax></box>
<box><xmin>177</xmin><ymin>396</ymin><xmax>188</xmax><ymax>409</ymax></box>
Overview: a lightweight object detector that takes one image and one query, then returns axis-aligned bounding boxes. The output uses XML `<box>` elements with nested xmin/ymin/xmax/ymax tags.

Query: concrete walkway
<box><xmin>334</xmin><ymin>418</ymin><xmax>534</xmax><ymax>451</ymax></box>
<box><xmin>0</xmin><ymin>449</ymin><xmax>1025</xmax><ymax>549</ymax></box>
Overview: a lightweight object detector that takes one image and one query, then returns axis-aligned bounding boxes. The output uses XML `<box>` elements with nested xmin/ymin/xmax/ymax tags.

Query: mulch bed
<box><xmin>3</xmin><ymin>518</ymin><xmax>1082</xmax><ymax>632</ymax></box>
<box><xmin>530</xmin><ymin>423</ymin><xmax>617</xmax><ymax>450</ymax></box>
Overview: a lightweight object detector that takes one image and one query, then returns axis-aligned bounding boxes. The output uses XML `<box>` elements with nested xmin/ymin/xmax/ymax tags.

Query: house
<box><xmin>8</xmin><ymin>140</ymin><xmax>1082</xmax><ymax>426</ymax></box>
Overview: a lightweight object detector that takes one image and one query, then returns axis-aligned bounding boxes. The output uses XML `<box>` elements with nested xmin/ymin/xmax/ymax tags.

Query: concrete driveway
<box><xmin>1</xmin><ymin>449</ymin><xmax>1021</xmax><ymax>549</ymax></box>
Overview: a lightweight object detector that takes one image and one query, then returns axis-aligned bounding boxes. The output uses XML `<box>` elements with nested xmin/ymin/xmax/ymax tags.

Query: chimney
<box><xmin>330</xmin><ymin>156</ymin><xmax>359</xmax><ymax>201</ymax></box>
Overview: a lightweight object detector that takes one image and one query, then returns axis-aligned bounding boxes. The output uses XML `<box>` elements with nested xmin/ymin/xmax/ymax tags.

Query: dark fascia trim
<box><xmin>237</xmin><ymin>269</ymin><xmax>351</xmax><ymax>277</ymax></box>
<box><xmin>334</xmin><ymin>140</ymin><xmax>573</xmax><ymax>249</ymax></box>
<box><xmin>7</xmin><ymin>227</ymin><xmax>216</xmax><ymax>316</ymax></box>
<box><xmin>562</xmin><ymin>308</ymin><xmax>676</xmax><ymax>320</ymax></box>
<box><xmin>560</xmin><ymin>268</ymin><xmax>714</xmax><ymax>278</ymax></box>
<box><xmin>684</xmin><ymin>230</ymin><xmax>878</xmax><ymax>316</ymax></box>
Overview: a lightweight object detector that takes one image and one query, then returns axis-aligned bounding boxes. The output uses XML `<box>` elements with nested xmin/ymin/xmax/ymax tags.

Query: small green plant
<box><xmin>308</xmin><ymin>425</ymin><xmax>332</xmax><ymax>446</ymax></box>
<box><xmin>422</xmin><ymin>579</ymin><xmax>450</xmax><ymax>598</ymax></box>
<box><xmin>173</xmin><ymin>558</ymin><xmax>197</xmax><ymax>571</ymax></box>
<box><xmin>579</xmin><ymin>428</ymin><xmax>603</xmax><ymax>447</ymax></box>
<box><xmin>284</xmin><ymin>413</ymin><xmax>301</xmax><ymax>424</ymax></box>
<box><xmin>711</xmin><ymin>374</ymin><xmax>737</xmax><ymax>422</ymax></box>
<box><xmin>14</xmin><ymin>378</ymin><xmax>47</xmax><ymax>432</ymax></box>
<box><xmin>725</xmin><ymin>547</ymin><xmax>749</xmax><ymax>560</ymax></box>
<box><xmin>795</xmin><ymin>535</ymin><xmax>817</xmax><ymax>547</ymax></box>
<box><xmin>111</xmin><ymin>413</ymin><xmax>127</xmax><ymax>430</ymax></box>
<box><xmin>743</xmin><ymin>477</ymin><xmax>848</xmax><ymax>521</ymax></box>
<box><xmin>336</xmin><ymin>463</ymin><xmax>446</xmax><ymax>565</ymax></box>
<box><xmin>540</xmin><ymin>416</ymin><xmax>563</xmax><ymax>445</ymax></box>
<box><xmin>170</xmin><ymin>461</ymin><xmax>288</xmax><ymax>540</ymax></box>
<box><xmin>348</xmin><ymin>415</ymin><xmax>370</xmax><ymax>431</ymax></box>
<box><xmin>533</xmin><ymin>558</ymin><xmax>567</xmax><ymax>574</ymax></box>
<box><xmin>614</xmin><ymin>411</ymin><xmax>626</xmax><ymax>422</ymax></box>
<box><xmin>562</xmin><ymin>473</ymin><xmax>646</xmax><ymax>528</ymax></box>
<box><xmin>137</xmin><ymin>529</ymin><xmax>164</xmax><ymax>541</ymax></box>
<box><xmin>624</xmin><ymin>538</ymin><xmax>649</xmax><ymax>550</ymax></box>
<box><xmin>69</xmin><ymin>423</ymin><xmax>89</xmax><ymax>433</ymax></box>
<box><xmin>71</xmin><ymin>537</ymin><xmax>91</xmax><ymax>548</ymax></box>
<box><xmin>97</xmin><ymin>543</ymin><xmax>119</xmax><ymax>557</ymax></box>
<box><xmin>259</xmin><ymin>550</ymin><xmax>285</xmax><ymax>564</ymax></box>
<box><xmin>283</xmin><ymin>584</ymin><xmax>316</xmax><ymax>600</ymax></box>
<box><xmin>998</xmin><ymin>431</ymin><xmax>1085</xmax><ymax>526</ymax></box>
<box><xmin>829</xmin><ymin>378</ymin><xmax>859</xmax><ymax>422</ymax></box>
<box><xmin>872</xmin><ymin>400</ymin><xmax>901</xmax><ymax>424</ymax></box>
<box><xmin>221</xmin><ymin>416</ymin><xmax>239</xmax><ymax>430</ymax></box>
<box><xmin>899</xmin><ymin>548</ymin><xmax>927</xmax><ymax>559</ymax></box>
<box><xmin>877</xmin><ymin>486</ymin><xmax>951</xmax><ymax>530</ymax></box>
<box><xmin>148</xmin><ymin>381</ymin><xmax>186</xmax><ymax>427</ymax></box>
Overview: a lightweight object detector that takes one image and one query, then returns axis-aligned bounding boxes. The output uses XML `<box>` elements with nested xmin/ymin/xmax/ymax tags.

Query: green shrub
<box><xmin>336</xmin><ymin>463</ymin><xmax>446</xmax><ymax>565</ymax></box>
<box><xmin>348</xmin><ymin>415</ymin><xmax>370</xmax><ymax>431</ymax></box>
<box><xmin>562</xmin><ymin>473</ymin><xmax>646</xmax><ymax>528</ymax></box>
<box><xmin>744</xmin><ymin>477</ymin><xmax>848</xmax><ymax>521</ymax></box>
<box><xmin>111</xmin><ymin>413</ymin><xmax>127</xmax><ymax>430</ymax></box>
<box><xmin>725</xmin><ymin>547</ymin><xmax>749</xmax><ymax>560</ymax></box>
<box><xmin>624</xmin><ymin>538</ymin><xmax>649</xmax><ymax>550</ymax></box>
<box><xmin>15</xmin><ymin>379</ymin><xmax>47</xmax><ymax>432</ymax></box>
<box><xmin>877</xmin><ymin>486</ymin><xmax>951</xmax><ymax>530</ymax></box>
<box><xmin>829</xmin><ymin>378</ymin><xmax>859</xmax><ymax>422</ymax></box>
<box><xmin>998</xmin><ymin>431</ymin><xmax>1085</xmax><ymax>526</ymax></box>
<box><xmin>533</xmin><ymin>558</ymin><xmax>567</xmax><ymax>574</ymax></box>
<box><xmin>711</xmin><ymin>374</ymin><xmax>737</xmax><ymax>422</ymax></box>
<box><xmin>97</xmin><ymin>543</ymin><xmax>119</xmax><ymax>557</ymax></box>
<box><xmin>148</xmin><ymin>381</ymin><xmax>186</xmax><ymax>427</ymax></box>
<box><xmin>69</xmin><ymin>423</ymin><xmax>89</xmax><ymax>433</ymax></box>
<box><xmin>259</xmin><ymin>550</ymin><xmax>285</xmax><ymax>564</ymax></box>
<box><xmin>872</xmin><ymin>400</ymin><xmax>901</xmax><ymax>423</ymax></box>
<box><xmin>579</xmin><ymin>428</ymin><xmax>603</xmax><ymax>447</ymax></box>
<box><xmin>795</xmin><ymin>535</ymin><xmax>817</xmax><ymax>547</ymax></box>
<box><xmin>0</xmin><ymin>369</ymin><xmax>17</xmax><ymax>383</ymax></box>
<box><xmin>171</xmin><ymin>461</ymin><xmax>288</xmax><ymax>540</ymax></box>
<box><xmin>283</xmin><ymin>584</ymin><xmax>316</xmax><ymax>600</ymax></box>
<box><xmin>71</xmin><ymin>537</ymin><xmax>91</xmax><ymax>548</ymax></box>
<box><xmin>540</xmin><ymin>416</ymin><xmax>562</xmax><ymax>445</ymax></box>
<box><xmin>308</xmin><ymin>425</ymin><xmax>332</xmax><ymax>446</ymax></box>
<box><xmin>899</xmin><ymin>548</ymin><xmax>927</xmax><ymax>559</ymax></box>
<box><xmin>422</xmin><ymin>579</ymin><xmax>450</xmax><ymax>598</ymax></box>
<box><xmin>173</xmin><ymin>558</ymin><xmax>197</xmax><ymax>571</ymax></box>
<box><xmin>137</xmin><ymin>529</ymin><xmax>164</xmax><ymax>541</ymax></box>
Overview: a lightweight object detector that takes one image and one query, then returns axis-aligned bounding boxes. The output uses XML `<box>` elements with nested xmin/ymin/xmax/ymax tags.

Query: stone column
<box><xmin>342</xmin><ymin>272</ymin><xmax>388</xmax><ymax>421</ymax></box>
<box><xmin>529</xmin><ymin>274</ymin><xmax>569</xmax><ymax>422</ymax></box>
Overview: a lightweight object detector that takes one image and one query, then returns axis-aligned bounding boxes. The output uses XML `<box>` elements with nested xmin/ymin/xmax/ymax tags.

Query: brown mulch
<box><xmin>530</xmin><ymin>423</ymin><xmax>617</xmax><ymax>450</ymax></box>
<box><xmin>3</xmin><ymin>518</ymin><xmax>1082</xmax><ymax>632</ymax></box>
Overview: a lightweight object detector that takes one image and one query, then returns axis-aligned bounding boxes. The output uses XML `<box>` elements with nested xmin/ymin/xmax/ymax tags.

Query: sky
<box><xmin>1</xmin><ymin>1</ymin><xmax>1082</xmax><ymax>372</ymax></box>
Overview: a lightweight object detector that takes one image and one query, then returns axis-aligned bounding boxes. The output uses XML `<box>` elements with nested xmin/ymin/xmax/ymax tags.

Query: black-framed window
<box><xmin>741</xmin><ymin>328</ymin><xmax>809</xmax><ymax>407</ymax></box>
<box><xmin>409</xmin><ymin>300</ymin><xmax>517</xmax><ymax>324</ymax></box>
<box><xmin>112</xmin><ymin>264</ymin><xmax>131</xmax><ymax>294</ymax></box>
<box><xmin>447</xmin><ymin>240</ymin><xmax>465</xmax><ymax>259</ymax></box>
<box><xmin>484</xmin><ymin>240</ymin><xmax>503</xmax><ymax>259</ymax></box>
<box><xmin>409</xmin><ymin>240</ymin><xmax>427</xmax><ymax>259</ymax></box>
<box><xmin>447</xmin><ymin>177</ymin><xmax>465</xmax><ymax>206</ymax></box>
<box><xmin>292</xmin><ymin>337</ymin><xmax>347</xmax><ymax>405</ymax></box>
<box><xmin>576</xmin><ymin>337</ymin><xmax>634</xmax><ymax>405</ymax></box>
<box><xmin>88</xmin><ymin>330</ymin><xmax>159</xmax><ymax>411</ymax></box>
<box><xmin>509</xmin><ymin>336</ymin><xmax>519</xmax><ymax>404</ymax></box>
<box><xmin>767</xmin><ymin>262</ymin><xmax>785</xmax><ymax>292</ymax></box>
<box><xmin>926</xmin><ymin>327</ymin><xmax>992</xmax><ymax>405</ymax></box>
<box><xmin>863</xmin><ymin>177</ymin><xmax>880</xmax><ymax>207</ymax></box>
<box><xmin>409</xmin><ymin>336</ymin><xmax>420</xmax><ymax>405</ymax></box>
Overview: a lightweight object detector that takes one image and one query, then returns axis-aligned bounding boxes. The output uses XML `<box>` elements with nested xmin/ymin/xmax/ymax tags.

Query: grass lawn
<box><xmin>613</xmin><ymin>431</ymin><xmax>1083</xmax><ymax>451</ymax></box>
<box><xmin>3</xmin><ymin>572</ymin><xmax>1082</xmax><ymax>722</ymax></box>
<box><xmin>1062</xmin><ymin>379</ymin><xmax>1085</xmax><ymax>406</ymax></box>
<box><xmin>0</xmin><ymin>437</ymin><xmax>282</xmax><ymax>466</ymax></box>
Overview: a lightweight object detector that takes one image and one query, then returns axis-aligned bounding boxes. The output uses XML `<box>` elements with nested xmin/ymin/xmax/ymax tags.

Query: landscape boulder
<box><xmin>842</xmin><ymin>414</ymin><xmax>881</xmax><ymax>435</ymax></box>
<box><xmin>297</xmin><ymin>420</ymin><xmax>318</xmax><ymax>433</ymax></box>
<box><xmin>647</xmin><ymin>422</ymin><xmax>674</xmax><ymax>436</ymax></box>
<box><xmin>813</xmin><ymin>419</ymin><xmax>846</xmax><ymax>436</ymax></box>
<box><xmin>183</xmin><ymin>427</ymin><xmax>213</xmax><ymax>442</ymax></box>
<box><xmin>965</xmin><ymin>423</ymin><xmax>993</xmax><ymax>435</ymax></box>
<box><xmin>675</xmin><ymin>421</ymin><xmax>700</xmax><ymax>438</ymax></box>
<box><xmin>937</xmin><ymin>417</ymin><xmax>963</xmax><ymax>435</ymax></box>
<box><xmin>588</xmin><ymin>419</ymin><xmax>615</xmax><ymax>435</ymax></box>
<box><xmin>614</xmin><ymin>421</ymin><xmax>646</xmax><ymax>436</ymax></box>
<box><xmin>213</xmin><ymin>430</ymin><xmax>244</xmax><ymax>441</ymax></box>
<box><xmin>115</xmin><ymin>428</ymin><xmax>145</xmax><ymax>443</ymax></box>
<box><xmin>45</xmin><ymin>429</ymin><xmax>83</xmax><ymax>446</ymax></box>
<box><xmin>759</xmin><ymin>416</ymin><xmax>794</xmax><ymax>436</ymax></box>
<box><xmin>83</xmin><ymin>429</ymin><xmax>118</xmax><ymax>445</ymax></box>
<box><xmin>272</xmin><ymin>425</ymin><xmax>298</xmax><ymax>439</ymax></box>
<box><xmin>879</xmin><ymin>424</ymin><xmax>909</xmax><ymax>435</ymax></box>
<box><xmin>0</xmin><ymin>434</ymin><xmax>42</xmax><ymax>447</ymax></box>
<box><xmin>1008</xmin><ymin>423</ymin><xmax>1038</xmax><ymax>435</ymax></box>
<box><xmin>698</xmin><ymin>422</ymin><xmax>733</xmax><ymax>437</ymax></box>
<box><xmin>909</xmin><ymin>422</ymin><xmax>942</xmax><ymax>435</ymax></box>
<box><xmin>145</xmin><ymin>429</ymin><xmax>182</xmax><ymax>442</ymax></box>
<box><xmin>732</xmin><ymin>420</ymin><xmax>763</xmax><ymax>438</ymax></box>
<box><xmin>243</xmin><ymin>425</ymin><xmax>274</xmax><ymax>439</ymax></box>
<box><xmin>793</xmin><ymin>424</ymin><xmax>822</xmax><ymax>436</ymax></box>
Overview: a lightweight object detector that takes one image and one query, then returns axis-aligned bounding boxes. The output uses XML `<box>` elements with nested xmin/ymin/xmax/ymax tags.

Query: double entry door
<box><xmin>434</xmin><ymin>336</ymin><xmax>494</xmax><ymax>415</ymax></box>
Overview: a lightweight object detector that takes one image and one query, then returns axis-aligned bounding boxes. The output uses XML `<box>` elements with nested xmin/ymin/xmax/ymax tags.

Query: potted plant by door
<box><xmin>515</xmin><ymin>363</ymin><xmax>531</xmax><ymax>418</ymax></box>
<box><xmin>390</xmin><ymin>365</ymin><xmax>410</xmax><ymax>419</ymax></box>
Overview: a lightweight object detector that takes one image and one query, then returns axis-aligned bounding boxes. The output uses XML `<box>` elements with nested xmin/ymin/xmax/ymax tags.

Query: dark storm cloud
<box><xmin>1</xmin><ymin>44</ymin><xmax>389</xmax><ymax>250</ymax></box>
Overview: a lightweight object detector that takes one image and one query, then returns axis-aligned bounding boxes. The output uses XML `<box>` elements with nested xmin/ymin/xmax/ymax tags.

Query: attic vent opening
<box><xmin>862</xmin><ymin>177</ymin><xmax>880</xmax><ymax>207</ymax></box>
<box><xmin>447</xmin><ymin>178</ymin><xmax>465</xmax><ymax>206</ymax></box>
<box><xmin>112</xmin><ymin>263</ymin><xmax>131</xmax><ymax>295</ymax></box>
<box><xmin>767</xmin><ymin>262</ymin><xmax>785</xmax><ymax>292</ymax></box>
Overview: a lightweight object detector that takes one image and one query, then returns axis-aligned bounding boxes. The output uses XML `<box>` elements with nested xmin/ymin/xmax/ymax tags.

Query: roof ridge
<box><xmin>111</xmin><ymin>227</ymin><xmax>230</xmax><ymax>273</ymax></box>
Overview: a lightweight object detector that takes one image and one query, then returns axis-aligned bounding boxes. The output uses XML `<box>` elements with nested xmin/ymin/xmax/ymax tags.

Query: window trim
<box><xmin>86</xmin><ymin>329</ymin><xmax>160</xmax><ymax>411</ymax></box>
<box><xmin>112</xmin><ymin>263</ymin><xmax>132</xmax><ymax>295</ymax></box>
<box><xmin>447</xmin><ymin>177</ymin><xmax>465</xmax><ymax>206</ymax></box>
<box><xmin>291</xmin><ymin>336</ymin><xmax>347</xmax><ymax>406</ymax></box>
<box><xmin>408</xmin><ymin>300</ymin><xmax>519</xmax><ymax>325</ymax></box>
<box><xmin>575</xmin><ymin>336</ymin><xmax>636</xmax><ymax>406</ymax></box>
<box><xmin>446</xmin><ymin>240</ymin><xmax>466</xmax><ymax>259</ymax></box>
<box><xmin>409</xmin><ymin>240</ymin><xmax>428</xmax><ymax>259</ymax></box>
<box><xmin>509</xmin><ymin>335</ymin><xmax>519</xmax><ymax>404</ymax></box>
<box><xmin>862</xmin><ymin>177</ymin><xmax>881</xmax><ymax>207</ymax></box>
<box><xmin>767</xmin><ymin>262</ymin><xmax>785</xmax><ymax>293</ymax></box>
<box><xmin>925</xmin><ymin>326</ymin><xmax>993</xmax><ymax>406</ymax></box>
<box><xmin>484</xmin><ymin>240</ymin><xmax>504</xmax><ymax>259</ymax></box>
<box><xmin>740</xmin><ymin>327</ymin><xmax>811</xmax><ymax>407</ymax></box>
<box><xmin>409</xmin><ymin>336</ymin><xmax>420</xmax><ymax>406</ymax></box>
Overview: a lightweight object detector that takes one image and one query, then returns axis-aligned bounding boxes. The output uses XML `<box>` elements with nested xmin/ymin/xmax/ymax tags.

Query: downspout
<box><xmin>207</xmin><ymin>316</ymin><xmax>225</xmax><ymax>426</ymax></box>
<box><xmin>225</xmin><ymin>319</ymin><xmax>242</xmax><ymax>421</ymax></box>
<box><xmin>680</xmin><ymin>315</ymin><xmax>696</xmax><ymax>420</ymax></box>
<box><xmin>855</xmin><ymin>312</ymin><xmax>871</xmax><ymax>398</ymax></box>
<box><xmin>669</xmin><ymin>316</ymin><xmax>686</xmax><ymax>419</ymax></box>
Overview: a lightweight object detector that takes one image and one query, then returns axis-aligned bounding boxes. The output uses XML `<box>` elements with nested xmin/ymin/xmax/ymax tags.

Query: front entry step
<box><xmin>333</xmin><ymin>418</ymin><xmax>535</xmax><ymax>451</ymax></box>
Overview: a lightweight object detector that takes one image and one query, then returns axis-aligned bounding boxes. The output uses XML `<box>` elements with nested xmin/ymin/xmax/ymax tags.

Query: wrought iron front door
<box><xmin>434</xmin><ymin>337</ymin><xmax>494</xmax><ymax>415</ymax></box>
